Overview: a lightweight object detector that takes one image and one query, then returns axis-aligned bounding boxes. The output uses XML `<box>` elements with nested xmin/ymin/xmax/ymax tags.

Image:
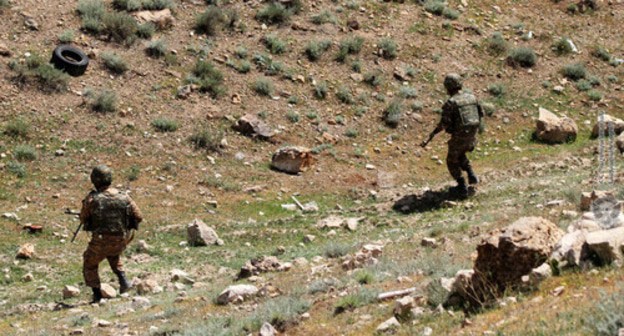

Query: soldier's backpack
<box><xmin>89</xmin><ymin>191</ymin><xmax>131</xmax><ymax>234</ymax></box>
<box><xmin>450</xmin><ymin>93</ymin><xmax>480</xmax><ymax>129</ymax></box>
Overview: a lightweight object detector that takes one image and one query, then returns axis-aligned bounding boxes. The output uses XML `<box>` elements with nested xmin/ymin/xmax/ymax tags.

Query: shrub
<box><xmin>308</xmin><ymin>278</ymin><xmax>340</xmax><ymax>294</ymax></box>
<box><xmin>323</xmin><ymin>242</ymin><xmax>351</xmax><ymax>258</ymax></box>
<box><xmin>424</xmin><ymin>0</ymin><xmax>445</xmax><ymax>15</ymax></box>
<box><xmin>334</xmin><ymin>288</ymin><xmax>378</xmax><ymax>314</ymax></box>
<box><xmin>151</xmin><ymin>118</ymin><xmax>178</xmax><ymax>132</ymax></box>
<box><xmin>190</xmin><ymin>128</ymin><xmax>222</xmax><ymax>152</ymax></box>
<box><xmin>101</xmin><ymin>11</ymin><xmax>138</xmax><ymax>45</ymax></box>
<box><xmin>252</xmin><ymin>53</ymin><xmax>284</xmax><ymax>76</ymax></box>
<box><xmin>344</xmin><ymin>128</ymin><xmax>358</xmax><ymax>138</ymax></box>
<box><xmin>263</xmin><ymin>34</ymin><xmax>287</xmax><ymax>54</ymax></box>
<box><xmin>35</xmin><ymin>64</ymin><xmax>70</xmax><ymax>92</ymax></box>
<box><xmin>7</xmin><ymin>161</ymin><xmax>26</xmax><ymax>178</ymax></box>
<box><xmin>583</xmin><ymin>286</ymin><xmax>624</xmax><ymax>336</ymax></box>
<box><xmin>143</xmin><ymin>0</ymin><xmax>175</xmax><ymax>10</ymax></box>
<box><xmin>336</xmin><ymin>36</ymin><xmax>364</xmax><ymax>62</ymax></box>
<box><xmin>363</xmin><ymin>71</ymin><xmax>383</xmax><ymax>87</ymax></box>
<box><xmin>101</xmin><ymin>52</ymin><xmax>128</xmax><ymax>74</ymax></box>
<box><xmin>336</xmin><ymin>86</ymin><xmax>354</xmax><ymax>104</ymax></box>
<box><xmin>588</xmin><ymin>75</ymin><xmax>601</xmax><ymax>86</ymax></box>
<box><xmin>136</xmin><ymin>23</ymin><xmax>155</xmax><ymax>38</ymax></box>
<box><xmin>240</xmin><ymin>296</ymin><xmax>310</xmax><ymax>332</ymax></box>
<box><xmin>442</xmin><ymin>7</ymin><xmax>460</xmax><ymax>20</ymax></box>
<box><xmin>398</xmin><ymin>86</ymin><xmax>417</xmax><ymax>98</ymax></box>
<box><xmin>314</xmin><ymin>81</ymin><xmax>328</xmax><ymax>100</ymax></box>
<box><xmin>256</xmin><ymin>2</ymin><xmax>292</xmax><ymax>25</ymax></box>
<box><xmin>553</xmin><ymin>37</ymin><xmax>573</xmax><ymax>56</ymax></box>
<box><xmin>112</xmin><ymin>0</ymin><xmax>142</xmax><ymax>11</ymax></box>
<box><xmin>351</xmin><ymin>59</ymin><xmax>362</xmax><ymax>73</ymax></box>
<box><xmin>58</xmin><ymin>30</ymin><xmax>75</xmax><ymax>43</ymax></box>
<box><xmin>195</xmin><ymin>6</ymin><xmax>225</xmax><ymax>35</ymax></box>
<box><xmin>507</xmin><ymin>47</ymin><xmax>537</xmax><ymax>68</ymax></box>
<box><xmin>305</xmin><ymin>40</ymin><xmax>332</xmax><ymax>61</ymax></box>
<box><xmin>77</xmin><ymin>0</ymin><xmax>105</xmax><ymax>20</ymax></box>
<box><xmin>286</xmin><ymin>110</ymin><xmax>299</xmax><ymax>123</ymax></box>
<box><xmin>187</xmin><ymin>60</ymin><xmax>225</xmax><ymax>98</ymax></box>
<box><xmin>485</xmin><ymin>32</ymin><xmax>507</xmax><ymax>55</ymax></box>
<box><xmin>487</xmin><ymin>83</ymin><xmax>505</xmax><ymax>97</ymax></box>
<box><xmin>126</xmin><ymin>165</ymin><xmax>140</xmax><ymax>181</ymax></box>
<box><xmin>383</xmin><ymin>99</ymin><xmax>402</xmax><ymax>128</ymax></box>
<box><xmin>576</xmin><ymin>79</ymin><xmax>592</xmax><ymax>92</ymax></box>
<box><xmin>235</xmin><ymin>46</ymin><xmax>248</xmax><ymax>59</ymax></box>
<box><xmin>87</xmin><ymin>90</ymin><xmax>118</xmax><ymax>113</ymax></box>
<box><xmin>607</xmin><ymin>75</ymin><xmax>618</xmax><ymax>83</ymax></box>
<box><xmin>0</xmin><ymin>0</ymin><xmax>9</xmax><ymax>8</ymax></box>
<box><xmin>145</xmin><ymin>39</ymin><xmax>167</xmax><ymax>58</ymax></box>
<box><xmin>561</xmin><ymin>63</ymin><xmax>586</xmax><ymax>81</ymax></box>
<box><xmin>567</xmin><ymin>3</ymin><xmax>578</xmax><ymax>14</ymax></box>
<box><xmin>410</xmin><ymin>101</ymin><xmax>424</xmax><ymax>112</ymax></box>
<box><xmin>113</xmin><ymin>0</ymin><xmax>175</xmax><ymax>11</ymax></box>
<box><xmin>253</xmin><ymin>77</ymin><xmax>274</xmax><ymax>96</ymax></box>
<box><xmin>13</xmin><ymin>145</ymin><xmax>37</xmax><ymax>161</ymax></box>
<box><xmin>226</xmin><ymin>59</ymin><xmax>251</xmax><ymax>74</ymax></box>
<box><xmin>592</xmin><ymin>46</ymin><xmax>612</xmax><ymax>62</ymax></box>
<box><xmin>288</xmin><ymin>95</ymin><xmax>300</xmax><ymax>105</ymax></box>
<box><xmin>355</xmin><ymin>270</ymin><xmax>375</xmax><ymax>284</ymax></box>
<box><xmin>587</xmin><ymin>90</ymin><xmax>602</xmax><ymax>102</ymax></box>
<box><xmin>311</xmin><ymin>9</ymin><xmax>337</xmax><ymax>25</ymax></box>
<box><xmin>378</xmin><ymin>38</ymin><xmax>398</xmax><ymax>59</ymax></box>
<box><xmin>4</xmin><ymin>119</ymin><xmax>29</xmax><ymax>138</ymax></box>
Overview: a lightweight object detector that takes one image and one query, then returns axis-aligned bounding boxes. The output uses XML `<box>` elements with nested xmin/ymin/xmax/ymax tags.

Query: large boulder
<box><xmin>187</xmin><ymin>219</ymin><xmax>223</xmax><ymax>247</ymax></box>
<box><xmin>474</xmin><ymin>217</ymin><xmax>564</xmax><ymax>292</ymax></box>
<box><xmin>132</xmin><ymin>9</ymin><xmax>175</xmax><ymax>30</ymax></box>
<box><xmin>583</xmin><ymin>226</ymin><xmax>624</xmax><ymax>266</ymax></box>
<box><xmin>591</xmin><ymin>114</ymin><xmax>624</xmax><ymax>138</ymax></box>
<box><xmin>216</xmin><ymin>284</ymin><xmax>259</xmax><ymax>305</ymax></box>
<box><xmin>271</xmin><ymin>146</ymin><xmax>315</xmax><ymax>174</ymax></box>
<box><xmin>535</xmin><ymin>108</ymin><xmax>578</xmax><ymax>144</ymax></box>
<box><xmin>232</xmin><ymin>114</ymin><xmax>276</xmax><ymax>141</ymax></box>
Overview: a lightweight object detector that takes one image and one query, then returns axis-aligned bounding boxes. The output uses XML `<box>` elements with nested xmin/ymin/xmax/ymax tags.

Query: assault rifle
<box><xmin>65</xmin><ymin>208</ymin><xmax>82</xmax><ymax>243</ymax></box>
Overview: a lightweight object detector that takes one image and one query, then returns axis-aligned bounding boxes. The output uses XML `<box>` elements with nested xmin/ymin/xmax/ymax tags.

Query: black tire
<box><xmin>50</xmin><ymin>45</ymin><xmax>89</xmax><ymax>77</ymax></box>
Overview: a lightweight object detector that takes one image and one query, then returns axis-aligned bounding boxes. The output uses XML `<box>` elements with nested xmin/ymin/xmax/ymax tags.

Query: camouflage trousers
<box><xmin>447</xmin><ymin>135</ymin><xmax>477</xmax><ymax>180</ymax></box>
<box><xmin>83</xmin><ymin>234</ymin><xmax>128</xmax><ymax>288</ymax></box>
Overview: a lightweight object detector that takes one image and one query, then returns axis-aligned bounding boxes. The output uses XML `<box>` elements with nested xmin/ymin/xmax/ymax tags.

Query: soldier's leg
<box><xmin>447</xmin><ymin>144</ymin><xmax>468</xmax><ymax>196</ymax></box>
<box><xmin>459</xmin><ymin>145</ymin><xmax>479</xmax><ymax>185</ymax></box>
<box><xmin>106</xmin><ymin>238</ymin><xmax>130</xmax><ymax>293</ymax></box>
<box><xmin>83</xmin><ymin>240</ymin><xmax>106</xmax><ymax>303</ymax></box>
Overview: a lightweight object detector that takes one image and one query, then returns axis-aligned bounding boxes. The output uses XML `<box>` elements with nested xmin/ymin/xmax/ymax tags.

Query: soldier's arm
<box><xmin>128</xmin><ymin>198</ymin><xmax>143</xmax><ymax>225</ymax></box>
<box><xmin>79</xmin><ymin>193</ymin><xmax>94</xmax><ymax>230</ymax></box>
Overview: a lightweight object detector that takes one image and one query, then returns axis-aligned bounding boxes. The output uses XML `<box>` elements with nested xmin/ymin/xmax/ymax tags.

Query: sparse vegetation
<box><xmin>336</xmin><ymin>86</ymin><xmax>354</xmax><ymax>104</ymax></box>
<box><xmin>151</xmin><ymin>118</ymin><xmax>179</xmax><ymax>132</ymax></box>
<box><xmin>286</xmin><ymin>110</ymin><xmax>299</xmax><ymax>123</ymax></box>
<box><xmin>583</xmin><ymin>285</ymin><xmax>624</xmax><ymax>336</ymax></box>
<box><xmin>112</xmin><ymin>0</ymin><xmax>175</xmax><ymax>11</ymax></box>
<box><xmin>9</xmin><ymin>54</ymin><xmax>69</xmax><ymax>93</ymax></box>
<box><xmin>485</xmin><ymin>32</ymin><xmax>508</xmax><ymax>55</ymax></box>
<box><xmin>187</xmin><ymin>60</ymin><xmax>225</xmax><ymax>98</ymax></box>
<box><xmin>101</xmin><ymin>52</ymin><xmax>128</xmax><ymax>74</ymax></box>
<box><xmin>100</xmin><ymin>11</ymin><xmax>139</xmax><ymax>45</ymax></box>
<box><xmin>336</xmin><ymin>36</ymin><xmax>364</xmax><ymax>63</ymax></box>
<box><xmin>398</xmin><ymin>86</ymin><xmax>417</xmax><ymax>99</ymax></box>
<box><xmin>256</xmin><ymin>2</ymin><xmax>293</xmax><ymax>25</ymax></box>
<box><xmin>87</xmin><ymin>89</ymin><xmax>118</xmax><ymax>113</ymax></box>
<box><xmin>507</xmin><ymin>47</ymin><xmax>537</xmax><ymax>68</ymax></box>
<box><xmin>305</xmin><ymin>39</ymin><xmax>332</xmax><ymax>61</ymax></box>
<box><xmin>334</xmin><ymin>288</ymin><xmax>378</xmax><ymax>314</ymax></box>
<box><xmin>587</xmin><ymin>90</ymin><xmax>603</xmax><ymax>101</ymax></box>
<box><xmin>226</xmin><ymin>59</ymin><xmax>251</xmax><ymax>74</ymax></box>
<box><xmin>190</xmin><ymin>128</ymin><xmax>222</xmax><ymax>152</ymax></box>
<box><xmin>145</xmin><ymin>39</ymin><xmax>167</xmax><ymax>58</ymax></box>
<box><xmin>592</xmin><ymin>46</ymin><xmax>612</xmax><ymax>62</ymax></box>
<box><xmin>383</xmin><ymin>99</ymin><xmax>403</xmax><ymax>128</ymax></box>
<box><xmin>487</xmin><ymin>83</ymin><xmax>505</xmax><ymax>97</ymax></box>
<box><xmin>553</xmin><ymin>37</ymin><xmax>574</xmax><ymax>55</ymax></box>
<box><xmin>311</xmin><ymin>9</ymin><xmax>337</xmax><ymax>25</ymax></box>
<box><xmin>0</xmin><ymin>0</ymin><xmax>9</xmax><ymax>8</ymax></box>
<box><xmin>195</xmin><ymin>6</ymin><xmax>226</xmax><ymax>36</ymax></box>
<box><xmin>575</xmin><ymin>79</ymin><xmax>592</xmax><ymax>92</ymax></box>
<box><xmin>13</xmin><ymin>145</ymin><xmax>37</xmax><ymax>162</ymax></box>
<box><xmin>364</xmin><ymin>71</ymin><xmax>383</xmax><ymax>87</ymax></box>
<box><xmin>253</xmin><ymin>77</ymin><xmax>274</xmax><ymax>96</ymax></box>
<box><xmin>7</xmin><ymin>161</ymin><xmax>27</xmax><ymax>178</ymax></box>
<box><xmin>378</xmin><ymin>38</ymin><xmax>398</xmax><ymax>59</ymax></box>
<box><xmin>263</xmin><ymin>34</ymin><xmax>287</xmax><ymax>54</ymax></box>
<box><xmin>58</xmin><ymin>30</ymin><xmax>75</xmax><ymax>43</ymax></box>
<box><xmin>314</xmin><ymin>81</ymin><xmax>328</xmax><ymax>100</ymax></box>
<box><xmin>136</xmin><ymin>23</ymin><xmax>155</xmax><ymax>39</ymax></box>
<box><xmin>561</xmin><ymin>63</ymin><xmax>587</xmax><ymax>81</ymax></box>
<box><xmin>4</xmin><ymin>119</ymin><xmax>30</xmax><ymax>138</ymax></box>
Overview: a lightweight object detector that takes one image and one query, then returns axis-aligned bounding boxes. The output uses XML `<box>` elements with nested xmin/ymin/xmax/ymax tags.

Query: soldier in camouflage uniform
<box><xmin>81</xmin><ymin>165</ymin><xmax>143</xmax><ymax>303</ymax></box>
<box><xmin>421</xmin><ymin>73</ymin><xmax>484</xmax><ymax>197</ymax></box>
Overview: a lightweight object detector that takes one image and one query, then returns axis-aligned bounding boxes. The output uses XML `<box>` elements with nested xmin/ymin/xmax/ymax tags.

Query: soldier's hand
<box><xmin>420</xmin><ymin>141</ymin><xmax>428</xmax><ymax>148</ymax></box>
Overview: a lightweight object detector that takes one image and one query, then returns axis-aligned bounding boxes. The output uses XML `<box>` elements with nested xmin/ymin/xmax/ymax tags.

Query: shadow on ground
<box><xmin>393</xmin><ymin>187</ymin><xmax>476</xmax><ymax>214</ymax></box>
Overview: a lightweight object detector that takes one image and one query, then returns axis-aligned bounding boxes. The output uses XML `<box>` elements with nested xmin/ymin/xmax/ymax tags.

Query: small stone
<box><xmin>259</xmin><ymin>322</ymin><xmax>278</xmax><ymax>336</ymax></box>
<box><xmin>98</xmin><ymin>320</ymin><xmax>112</xmax><ymax>327</ymax></box>
<box><xmin>551</xmin><ymin>286</ymin><xmax>565</xmax><ymax>296</ymax></box>
<box><xmin>423</xmin><ymin>327</ymin><xmax>433</xmax><ymax>336</ymax></box>
<box><xmin>63</xmin><ymin>285</ymin><xmax>81</xmax><ymax>299</ymax></box>
<box><xmin>55</xmin><ymin>149</ymin><xmax>65</xmax><ymax>157</ymax></box>
<box><xmin>22</xmin><ymin>273</ymin><xmax>34</xmax><ymax>282</ymax></box>
<box><xmin>100</xmin><ymin>284</ymin><xmax>117</xmax><ymax>299</ymax></box>
<box><xmin>421</xmin><ymin>237</ymin><xmax>438</xmax><ymax>248</ymax></box>
<box><xmin>376</xmin><ymin>317</ymin><xmax>400</xmax><ymax>333</ymax></box>
<box><xmin>303</xmin><ymin>235</ymin><xmax>316</xmax><ymax>243</ymax></box>
<box><xmin>70</xmin><ymin>329</ymin><xmax>84</xmax><ymax>335</ymax></box>
<box><xmin>16</xmin><ymin>243</ymin><xmax>35</xmax><ymax>259</ymax></box>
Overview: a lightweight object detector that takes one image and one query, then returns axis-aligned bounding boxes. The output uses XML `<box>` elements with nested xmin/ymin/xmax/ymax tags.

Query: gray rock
<box><xmin>232</xmin><ymin>114</ymin><xmax>276</xmax><ymax>140</ymax></box>
<box><xmin>393</xmin><ymin>296</ymin><xmax>416</xmax><ymax>320</ymax></box>
<box><xmin>551</xmin><ymin>230</ymin><xmax>586</xmax><ymax>268</ymax></box>
<box><xmin>63</xmin><ymin>285</ymin><xmax>81</xmax><ymax>299</ymax></box>
<box><xmin>132</xmin><ymin>9</ymin><xmax>175</xmax><ymax>30</ymax></box>
<box><xmin>376</xmin><ymin>316</ymin><xmax>400</xmax><ymax>333</ymax></box>
<box><xmin>591</xmin><ymin>114</ymin><xmax>624</xmax><ymax>138</ymax></box>
<box><xmin>216</xmin><ymin>284</ymin><xmax>259</xmax><ymax>305</ymax></box>
<box><xmin>535</xmin><ymin>108</ymin><xmax>577</xmax><ymax>144</ymax></box>
<box><xmin>421</xmin><ymin>237</ymin><xmax>438</xmax><ymax>248</ymax></box>
<box><xmin>131</xmin><ymin>296</ymin><xmax>152</xmax><ymax>309</ymax></box>
<box><xmin>259</xmin><ymin>322</ymin><xmax>277</xmax><ymax>336</ymax></box>
<box><xmin>426</xmin><ymin>277</ymin><xmax>455</xmax><ymax>306</ymax></box>
<box><xmin>100</xmin><ymin>284</ymin><xmax>117</xmax><ymax>299</ymax></box>
<box><xmin>187</xmin><ymin>219</ymin><xmax>221</xmax><ymax>246</ymax></box>
<box><xmin>584</xmin><ymin>227</ymin><xmax>624</xmax><ymax>266</ymax></box>
<box><xmin>16</xmin><ymin>243</ymin><xmax>34</xmax><ymax>259</ymax></box>
<box><xmin>528</xmin><ymin>263</ymin><xmax>552</xmax><ymax>286</ymax></box>
<box><xmin>136</xmin><ymin>279</ymin><xmax>163</xmax><ymax>295</ymax></box>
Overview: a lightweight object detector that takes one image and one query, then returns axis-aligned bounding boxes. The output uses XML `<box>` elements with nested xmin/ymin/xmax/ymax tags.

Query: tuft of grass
<box><xmin>314</xmin><ymin>81</ymin><xmax>328</xmax><ymax>100</ymax></box>
<box><xmin>58</xmin><ymin>30</ymin><xmax>75</xmax><ymax>43</ymax></box>
<box><xmin>442</xmin><ymin>7</ymin><xmax>460</xmax><ymax>20</ymax></box>
<box><xmin>0</xmin><ymin>0</ymin><xmax>9</xmax><ymax>8</ymax></box>
<box><xmin>4</xmin><ymin>119</ymin><xmax>30</xmax><ymax>138</ymax></box>
<box><xmin>323</xmin><ymin>241</ymin><xmax>351</xmax><ymax>258</ymax></box>
<box><xmin>190</xmin><ymin>128</ymin><xmax>222</xmax><ymax>152</ymax></box>
<box><xmin>364</xmin><ymin>71</ymin><xmax>383</xmax><ymax>87</ymax></box>
<box><xmin>383</xmin><ymin>99</ymin><xmax>402</xmax><ymax>128</ymax></box>
<box><xmin>226</xmin><ymin>59</ymin><xmax>251</xmax><ymax>74</ymax></box>
<box><xmin>308</xmin><ymin>278</ymin><xmax>340</xmax><ymax>294</ymax></box>
<box><xmin>136</xmin><ymin>22</ymin><xmax>155</xmax><ymax>39</ymax></box>
<box><xmin>286</xmin><ymin>110</ymin><xmax>299</xmax><ymax>123</ymax></box>
<box><xmin>336</xmin><ymin>86</ymin><xmax>354</xmax><ymax>104</ymax></box>
<box><xmin>195</xmin><ymin>6</ymin><xmax>226</xmax><ymax>36</ymax></box>
<box><xmin>7</xmin><ymin>161</ymin><xmax>27</xmax><ymax>178</ymax></box>
<box><xmin>145</xmin><ymin>39</ymin><xmax>167</xmax><ymax>58</ymax></box>
<box><xmin>253</xmin><ymin>77</ymin><xmax>274</xmax><ymax>96</ymax></box>
<box><xmin>553</xmin><ymin>37</ymin><xmax>574</xmax><ymax>56</ymax></box>
<box><xmin>256</xmin><ymin>2</ymin><xmax>292</xmax><ymax>25</ymax></box>
<box><xmin>252</xmin><ymin>53</ymin><xmax>284</xmax><ymax>76</ymax></box>
<box><xmin>187</xmin><ymin>60</ymin><xmax>225</xmax><ymax>98</ymax></box>
<box><xmin>424</xmin><ymin>0</ymin><xmax>445</xmax><ymax>15</ymax></box>
<box><xmin>311</xmin><ymin>9</ymin><xmax>337</xmax><ymax>25</ymax></box>
<box><xmin>592</xmin><ymin>46</ymin><xmax>612</xmax><ymax>62</ymax></box>
<box><xmin>582</xmin><ymin>285</ymin><xmax>624</xmax><ymax>336</ymax></box>
<box><xmin>336</xmin><ymin>36</ymin><xmax>364</xmax><ymax>62</ymax></box>
<box><xmin>101</xmin><ymin>11</ymin><xmax>138</xmax><ymax>45</ymax></box>
<box><xmin>334</xmin><ymin>288</ymin><xmax>378</xmax><ymax>314</ymax></box>
<box><xmin>101</xmin><ymin>52</ymin><xmax>128</xmax><ymax>74</ymax></box>
<box><xmin>587</xmin><ymin>90</ymin><xmax>602</xmax><ymax>102</ymax></box>
<box><xmin>487</xmin><ymin>83</ymin><xmax>505</xmax><ymax>97</ymax></box>
<box><xmin>575</xmin><ymin>79</ymin><xmax>592</xmax><ymax>92</ymax></box>
<box><xmin>235</xmin><ymin>46</ymin><xmax>248</xmax><ymax>59</ymax></box>
<box><xmin>561</xmin><ymin>63</ymin><xmax>587</xmax><ymax>81</ymax></box>
<box><xmin>344</xmin><ymin>128</ymin><xmax>358</xmax><ymax>138</ymax></box>
<box><xmin>351</xmin><ymin>59</ymin><xmax>362</xmax><ymax>73</ymax></box>
<box><xmin>241</xmin><ymin>296</ymin><xmax>310</xmax><ymax>332</ymax></box>
<box><xmin>354</xmin><ymin>270</ymin><xmax>375</xmax><ymax>284</ymax></box>
<box><xmin>378</xmin><ymin>38</ymin><xmax>398</xmax><ymax>59</ymax></box>
<box><xmin>87</xmin><ymin>90</ymin><xmax>118</xmax><ymax>113</ymax></box>
<box><xmin>11</xmin><ymin>56</ymin><xmax>70</xmax><ymax>92</ymax></box>
<box><xmin>151</xmin><ymin>118</ymin><xmax>178</xmax><ymax>132</ymax></box>
<box><xmin>507</xmin><ymin>47</ymin><xmax>537</xmax><ymax>68</ymax></box>
<box><xmin>305</xmin><ymin>40</ymin><xmax>332</xmax><ymax>61</ymax></box>
<box><xmin>263</xmin><ymin>34</ymin><xmax>287</xmax><ymax>54</ymax></box>
<box><xmin>126</xmin><ymin>165</ymin><xmax>140</xmax><ymax>181</ymax></box>
<box><xmin>13</xmin><ymin>145</ymin><xmax>37</xmax><ymax>162</ymax></box>
<box><xmin>398</xmin><ymin>86</ymin><xmax>417</xmax><ymax>98</ymax></box>
<box><xmin>485</xmin><ymin>32</ymin><xmax>508</xmax><ymax>56</ymax></box>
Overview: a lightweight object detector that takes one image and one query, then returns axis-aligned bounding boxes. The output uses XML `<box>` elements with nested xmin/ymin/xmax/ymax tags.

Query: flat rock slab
<box><xmin>232</xmin><ymin>114</ymin><xmax>276</xmax><ymax>140</ymax></box>
<box><xmin>271</xmin><ymin>146</ymin><xmax>315</xmax><ymax>174</ymax></box>
<box><xmin>216</xmin><ymin>284</ymin><xmax>259</xmax><ymax>305</ymax></box>
<box><xmin>535</xmin><ymin>107</ymin><xmax>578</xmax><ymax>144</ymax></box>
<box><xmin>584</xmin><ymin>226</ymin><xmax>624</xmax><ymax>266</ymax></box>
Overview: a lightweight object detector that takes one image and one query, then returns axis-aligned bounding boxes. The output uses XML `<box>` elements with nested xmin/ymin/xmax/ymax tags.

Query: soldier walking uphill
<box><xmin>80</xmin><ymin>165</ymin><xmax>143</xmax><ymax>303</ymax></box>
<box><xmin>421</xmin><ymin>74</ymin><xmax>484</xmax><ymax>197</ymax></box>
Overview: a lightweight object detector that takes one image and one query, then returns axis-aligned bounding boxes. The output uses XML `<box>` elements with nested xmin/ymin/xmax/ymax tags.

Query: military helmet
<box><xmin>90</xmin><ymin>165</ymin><xmax>112</xmax><ymax>189</ymax></box>
<box><xmin>443</xmin><ymin>73</ymin><xmax>463</xmax><ymax>93</ymax></box>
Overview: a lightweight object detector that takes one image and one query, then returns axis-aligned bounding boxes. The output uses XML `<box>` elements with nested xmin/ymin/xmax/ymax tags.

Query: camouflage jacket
<box><xmin>438</xmin><ymin>91</ymin><xmax>483</xmax><ymax>139</ymax></box>
<box><xmin>80</xmin><ymin>187</ymin><xmax>143</xmax><ymax>234</ymax></box>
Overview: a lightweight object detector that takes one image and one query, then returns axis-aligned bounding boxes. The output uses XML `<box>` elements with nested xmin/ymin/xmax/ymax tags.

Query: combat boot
<box><xmin>466</xmin><ymin>168</ymin><xmax>479</xmax><ymax>185</ymax></box>
<box><xmin>450</xmin><ymin>177</ymin><xmax>469</xmax><ymax>197</ymax></box>
<box><xmin>115</xmin><ymin>271</ymin><xmax>131</xmax><ymax>294</ymax></box>
<box><xmin>91</xmin><ymin>287</ymin><xmax>103</xmax><ymax>303</ymax></box>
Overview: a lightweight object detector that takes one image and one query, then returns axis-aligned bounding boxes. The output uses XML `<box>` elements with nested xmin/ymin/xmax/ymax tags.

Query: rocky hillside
<box><xmin>0</xmin><ymin>0</ymin><xmax>623</xmax><ymax>335</ymax></box>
